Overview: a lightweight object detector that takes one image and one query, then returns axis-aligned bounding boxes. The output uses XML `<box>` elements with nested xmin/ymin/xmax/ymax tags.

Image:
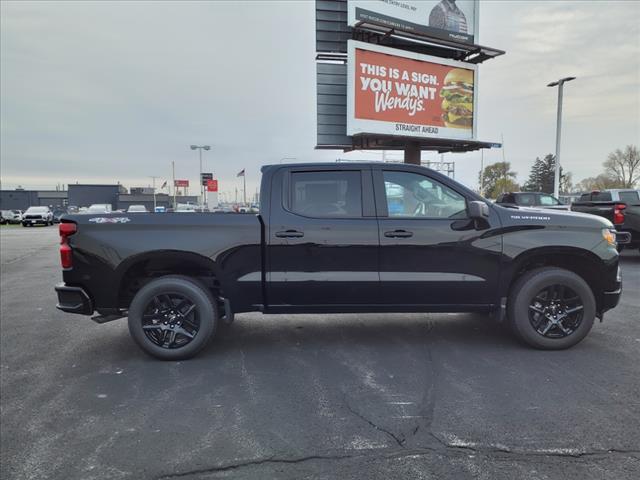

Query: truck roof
<box><xmin>261</xmin><ymin>162</ymin><xmax>443</xmax><ymax>172</ymax></box>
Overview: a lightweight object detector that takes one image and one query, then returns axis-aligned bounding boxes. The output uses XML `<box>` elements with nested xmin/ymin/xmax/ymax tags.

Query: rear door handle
<box><xmin>384</xmin><ymin>229</ymin><xmax>413</xmax><ymax>238</ymax></box>
<box><xmin>275</xmin><ymin>230</ymin><xmax>304</xmax><ymax>238</ymax></box>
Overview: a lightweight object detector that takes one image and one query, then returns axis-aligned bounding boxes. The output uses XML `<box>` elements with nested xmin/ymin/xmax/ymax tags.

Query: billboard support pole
<box><xmin>404</xmin><ymin>141</ymin><xmax>421</xmax><ymax>165</ymax></box>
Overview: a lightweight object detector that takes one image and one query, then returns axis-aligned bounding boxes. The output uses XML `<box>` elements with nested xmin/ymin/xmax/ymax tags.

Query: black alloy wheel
<box><xmin>508</xmin><ymin>267</ymin><xmax>596</xmax><ymax>350</ymax></box>
<box><xmin>128</xmin><ymin>275</ymin><xmax>217</xmax><ymax>360</ymax></box>
<box><xmin>142</xmin><ymin>293</ymin><xmax>200</xmax><ymax>349</ymax></box>
<box><xmin>528</xmin><ymin>284</ymin><xmax>584</xmax><ymax>338</ymax></box>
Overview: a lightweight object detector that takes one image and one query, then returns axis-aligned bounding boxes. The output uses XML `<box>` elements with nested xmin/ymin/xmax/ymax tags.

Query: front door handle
<box><xmin>384</xmin><ymin>229</ymin><xmax>413</xmax><ymax>238</ymax></box>
<box><xmin>275</xmin><ymin>230</ymin><xmax>304</xmax><ymax>238</ymax></box>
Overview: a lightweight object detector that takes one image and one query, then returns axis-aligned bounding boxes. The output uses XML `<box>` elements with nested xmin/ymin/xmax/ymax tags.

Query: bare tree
<box><xmin>603</xmin><ymin>145</ymin><xmax>640</xmax><ymax>188</ymax></box>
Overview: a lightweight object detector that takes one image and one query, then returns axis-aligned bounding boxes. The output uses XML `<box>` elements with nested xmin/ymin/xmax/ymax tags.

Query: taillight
<box><xmin>59</xmin><ymin>222</ymin><xmax>77</xmax><ymax>269</ymax></box>
<box><xmin>613</xmin><ymin>203</ymin><xmax>626</xmax><ymax>225</ymax></box>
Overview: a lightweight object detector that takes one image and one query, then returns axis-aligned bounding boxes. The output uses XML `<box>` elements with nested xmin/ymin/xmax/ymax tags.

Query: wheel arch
<box><xmin>503</xmin><ymin>246</ymin><xmax>606</xmax><ymax>311</ymax></box>
<box><xmin>116</xmin><ymin>250</ymin><xmax>221</xmax><ymax>309</ymax></box>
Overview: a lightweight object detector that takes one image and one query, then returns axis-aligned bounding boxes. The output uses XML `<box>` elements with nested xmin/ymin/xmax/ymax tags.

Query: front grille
<box><xmin>25</xmin><ymin>215</ymin><xmax>43</xmax><ymax>219</ymax></box>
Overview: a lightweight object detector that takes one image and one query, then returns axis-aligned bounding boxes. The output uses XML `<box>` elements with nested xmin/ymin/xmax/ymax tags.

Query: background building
<box><xmin>1</xmin><ymin>184</ymin><xmax>199</xmax><ymax>211</ymax></box>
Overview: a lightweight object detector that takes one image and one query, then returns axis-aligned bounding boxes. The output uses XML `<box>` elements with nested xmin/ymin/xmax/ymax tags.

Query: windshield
<box><xmin>25</xmin><ymin>207</ymin><xmax>48</xmax><ymax>213</ymax></box>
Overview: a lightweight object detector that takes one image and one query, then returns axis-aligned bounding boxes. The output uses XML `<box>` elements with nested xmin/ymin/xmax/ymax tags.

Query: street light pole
<box><xmin>547</xmin><ymin>77</ymin><xmax>576</xmax><ymax>198</ymax></box>
<box><xmin>190</xmin><ymin>144</ymin><xmax>211</xmax><ymax>205</ymax></box>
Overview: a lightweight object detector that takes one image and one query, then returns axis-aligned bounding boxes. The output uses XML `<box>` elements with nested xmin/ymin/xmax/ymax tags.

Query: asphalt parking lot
<box><xmin>1</xmin><ymin>225</ymin><xmax>639</xmax><ymax>479</ymax></box>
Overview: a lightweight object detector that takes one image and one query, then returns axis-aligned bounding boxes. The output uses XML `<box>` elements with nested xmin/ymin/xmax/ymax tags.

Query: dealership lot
<box><xmin>1</xmin><ymin>226</ymin><xmax>639</xmax><ymax>479</ymax></box>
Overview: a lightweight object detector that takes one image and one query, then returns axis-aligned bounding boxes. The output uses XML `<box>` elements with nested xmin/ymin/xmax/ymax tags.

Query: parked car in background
<box><xmin>22</xmin><ymin>206</ymin><xmax>53</xmax><ymax>226</ymax></box>
<box><xmin>52</xmin><ymin>208</ymin><xmax>67</xmax><ymax>223</ymax></box>
<box><xmin>571</xmin><ymin>189</ymin><xmax>640</xmax><ymax>252</ymax></box>
<box><xmin>1</xmin><ymin>210</ymin><xmax>22</xmax><ymax>224</ymax></box>
<box><xmin>87</xmin><ymin>204</ymin><xmax>113</xmax><ymax>214</ymax></box>
<box><xmin>55</xmin><ymin>162</ymin><xmax>624</xmax><ymax>360</ymax></box>
<box><xmin>175</xmin><ymin>203</ymin><xmax>197</xmax><ymax>212</ymax></box>
<box><xmin>155</xmin><ymin>206</ymin><xmax>167</xmax><ymax>213</ymax></box>
<box><xmin>127</xmin><ymin>205</ymin><xmax>149</xmax><ymax>213</ymax></box>
<box><xmin>495</xmin><ymin>192</ymin><xmax>570</xmax><ymax>210</ymax></box>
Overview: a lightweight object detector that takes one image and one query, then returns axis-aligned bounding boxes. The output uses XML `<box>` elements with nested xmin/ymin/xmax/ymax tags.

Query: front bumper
<box><xmin>55</xmin><ymin>283</ymin><xmax>94</xmax><ymax>315</ymax></box>
<box><xmin>23</xmin><ymin>218</ymin><xmax>48</xmax><ymax>224</ymax></box>
<box><xmin>601</xmin><ymin>266</ymin><xmax>622</xmax><ymax>313</ymax></box>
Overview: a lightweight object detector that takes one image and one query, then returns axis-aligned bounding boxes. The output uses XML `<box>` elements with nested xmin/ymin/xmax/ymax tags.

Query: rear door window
<box><xmin>516</xmin><ymin>193</ymin><xmax>536</xmax><ymax>206</ymax></box>
<box><xmin>290</xmin><ymin>171</ymin><xmax>362</xmax><ymax>217</ymax></box>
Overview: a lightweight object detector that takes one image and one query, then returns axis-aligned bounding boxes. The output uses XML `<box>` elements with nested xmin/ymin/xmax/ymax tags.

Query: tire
<box><xmin>22</xmin><ymin>223</ymin><xmax>28</xmax><ymax>227</ymax></box>
<box><xmin>128</xmin><ymin>275</ymin><xmax>217</xmax><ymax>360</ymax></box>
<box><xmin>508</xmin><ymin>267</ymin><xmax>596</xmax><ymax>350</ymax></box>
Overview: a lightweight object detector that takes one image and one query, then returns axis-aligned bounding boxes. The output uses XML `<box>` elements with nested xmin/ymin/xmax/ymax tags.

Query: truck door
<box><xmin>374</xmin><ymin>167</ymin><xmax>502</xmax><ymax>307</ymax></box>
<box><xmin>267</xmin><ymin>166</ymin><xmax>381</xmax><ymax>309</ymax></box>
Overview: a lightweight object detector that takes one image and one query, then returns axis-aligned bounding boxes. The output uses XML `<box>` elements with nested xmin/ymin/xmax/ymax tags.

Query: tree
<box><xmin>522</xmin><ymin>154</ymin><xmax>571</xmax><ymax>194</ymax></box>
<box><xmin>603</xmin><ymin>145</ymin><xmax>640</xmax><ymax>188</ymax></box>
<box><xmin>576</xmin><ymin>174</ymin><xmax>624</xmax><ymax>192</ymax></box>
<box><xmin>479</xmin><ymin>162</ymin><xmax>518</xmax><ymax>198</ymax></box>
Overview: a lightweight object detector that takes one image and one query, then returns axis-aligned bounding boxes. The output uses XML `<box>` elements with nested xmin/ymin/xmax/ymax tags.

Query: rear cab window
<box><xmin>592</xmin><ymin>192</ymin><xmax>612</xmax><ymax>201</ymax></box>
<box><xmin>618</xmin><ymin>191</ymin><xmax>639</xmax><ymax>204</ymax></box>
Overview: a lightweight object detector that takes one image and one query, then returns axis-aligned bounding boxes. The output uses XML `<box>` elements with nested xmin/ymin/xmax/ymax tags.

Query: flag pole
<box><xmin>243</xmin><ymin>171</ymin><xmax>246</xmax><ymax>206</ymax></box>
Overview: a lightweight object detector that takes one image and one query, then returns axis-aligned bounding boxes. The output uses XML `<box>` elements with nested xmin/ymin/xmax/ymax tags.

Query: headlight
<box><xmin>602</xmin><ymin>228</ymin><xmax>616</xmax><ymax>246</ymax></box>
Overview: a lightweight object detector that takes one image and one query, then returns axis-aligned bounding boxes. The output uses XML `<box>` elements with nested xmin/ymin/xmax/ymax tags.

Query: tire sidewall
<box><xmin>128</xmin><ymin>276</ymin><xmax>217</xmax><ymax>360</ymax></box>
<box><xmin>509</xmin><ymin>269</ymin><xmax>596</xmax><ymax>350</ymax></box>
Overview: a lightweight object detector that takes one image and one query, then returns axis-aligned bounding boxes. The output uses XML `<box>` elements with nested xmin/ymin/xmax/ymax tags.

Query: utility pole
<box><xmin>172</xmin><ymin>161</ymin><xmax>176</xmax><ymax>209</ymax></box>
<box><xmin>149</xmin><ymin>176</ymin><xmax>159</xmax><ymax>211</ymax></box>
<box><xmin>480</xmin><ymin>149</ymin><xmax>484</xmax><ymax>196</ymax></box>
<box><xmin>547</xmin><ymin>77</ymin><xmax>576</xmax><ymax>198</ymax></box>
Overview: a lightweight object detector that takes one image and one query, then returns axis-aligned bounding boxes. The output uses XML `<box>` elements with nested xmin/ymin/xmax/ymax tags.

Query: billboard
<box><xmin>174</xmin><ymin>179</ymin><xmax>189</xmax><ymax>187</ymax></box>
<box><xmin>348</xmin><ymin>0</ymin><xmax>478</xmax><ymax>45</ymax></box>
<box><xmin>201</xmin><ymin>172</ymin><xmax>213</xmax><ymax>186</ymax></box>
<box><xmin>347</xmin><ymin>41</ymin><xmax>477</xmax><ymax>141</ymax></box>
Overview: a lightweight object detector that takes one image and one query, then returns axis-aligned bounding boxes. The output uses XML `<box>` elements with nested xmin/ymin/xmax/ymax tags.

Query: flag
<box><xmin>237</xmin><ymin>169</ymin><xmax>245</xmax><ymax>177</ymax></box>
<box><xmin>161</xmin><ymin>181</ymin><xmax>167</xmax><ymax>189</ymax></box>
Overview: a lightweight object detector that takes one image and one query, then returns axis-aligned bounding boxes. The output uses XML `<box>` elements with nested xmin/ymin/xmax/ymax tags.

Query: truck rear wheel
<box><xmin>128</xmin><ymin>275</ymin><xmax>217</xmax><ymax>360</ymax></box>
<box><xmin>508</xmin><ymin>267</ymin><xmax>596</xmax><ymax>350</ymax></box>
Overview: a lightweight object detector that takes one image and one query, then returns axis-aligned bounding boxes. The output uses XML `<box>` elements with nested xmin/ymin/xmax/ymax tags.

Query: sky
<box><xmin>1</xmin><ymin>0</ymin><xmax>639</xmax><ymax>198</ymax></box>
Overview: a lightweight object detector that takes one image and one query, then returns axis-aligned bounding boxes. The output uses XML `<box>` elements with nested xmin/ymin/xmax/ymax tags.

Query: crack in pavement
<box><xmin>155</xmin><ymin>454</ymin><xmax>354</xmax><ymax>478</ymax></box>
<box><xmin>342</xmin><ymin>393</ymin><xmax>406</xmax><ymax>448</ymax></box>
<box><xmin>155</xmin><ymin>445</ymin><xmax>640</xmax><ymax>478</ymax></box>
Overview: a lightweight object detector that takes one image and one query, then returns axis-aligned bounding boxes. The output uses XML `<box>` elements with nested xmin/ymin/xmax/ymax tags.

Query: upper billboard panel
<box><xmin>347</xmin><ymin>41</ymin><xmax>477</xmax><ymax>141</ymax></box>
<box><xmin>348</xmin><ymin>0</ymin><xmax>478</xmax><ymax>45</ymax></box>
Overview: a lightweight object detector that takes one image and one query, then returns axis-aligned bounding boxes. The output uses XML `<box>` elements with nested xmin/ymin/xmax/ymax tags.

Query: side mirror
<box><xmin>468</xmin><ymin>201</ymin><xmax>489</xmax><ymax>220</ymax></box>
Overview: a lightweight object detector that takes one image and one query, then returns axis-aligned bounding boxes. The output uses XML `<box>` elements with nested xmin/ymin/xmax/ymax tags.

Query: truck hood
<box><xmin>496</xmin><ymin>205</ymin><xmax>613</xmax><ymax>229</ymax></box>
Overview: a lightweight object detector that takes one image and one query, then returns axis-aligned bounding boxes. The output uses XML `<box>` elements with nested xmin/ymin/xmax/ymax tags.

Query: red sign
<box><xmin>174</xmin><ymin>179</ymin><xmax>189</xmax><ymax>187</ymax></box>
<box><xmin>206</xmin><ymin>179</ymin><xmax>218</xmax><ymax>192</ymax></box>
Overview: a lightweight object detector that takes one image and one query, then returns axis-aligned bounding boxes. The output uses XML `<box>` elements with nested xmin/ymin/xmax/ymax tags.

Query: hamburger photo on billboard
<box><xmin>440</xmin><ymin>68</ymin><xmax>474</xmax><ymax>129</ymax></box>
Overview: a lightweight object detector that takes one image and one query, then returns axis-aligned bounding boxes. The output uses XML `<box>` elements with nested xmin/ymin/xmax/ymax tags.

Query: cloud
<box><xmin>1</xmin><ymin>0</ymin><xmax>639</xmax><ymax>193</ymax></box>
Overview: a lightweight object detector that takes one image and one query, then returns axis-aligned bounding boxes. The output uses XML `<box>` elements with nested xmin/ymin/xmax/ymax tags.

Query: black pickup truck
<box><xmin>571</xmin><ymin>189</ymin><xmax>640</xmax><ymax>251</ymax></box>
<box><xmin>55</xmin><ymin>163</ymin><xmax>623</xmax><ymax>359</ymax></box>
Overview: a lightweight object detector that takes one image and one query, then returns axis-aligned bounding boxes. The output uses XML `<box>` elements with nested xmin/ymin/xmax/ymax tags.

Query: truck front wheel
<box><xmin>508</xmin><ymin>267</ymin><xmax>596</xmax><ymax>350</ymax></box>
<box><xmin>128</xmin><ymin>275</ymin><xmax>217</xmax><ymax>360</ymax></box>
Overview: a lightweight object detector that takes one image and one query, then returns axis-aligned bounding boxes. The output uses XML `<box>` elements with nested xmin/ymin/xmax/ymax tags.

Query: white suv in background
<box><xmin>21</xmin><ymin>206</ymin><xmax>54</xmax><ymax>226</ymax></box>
